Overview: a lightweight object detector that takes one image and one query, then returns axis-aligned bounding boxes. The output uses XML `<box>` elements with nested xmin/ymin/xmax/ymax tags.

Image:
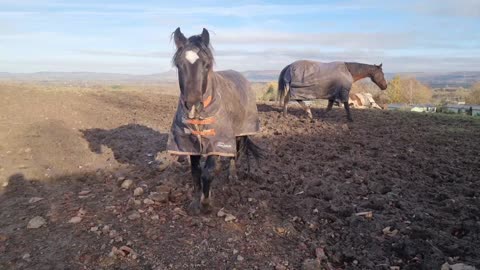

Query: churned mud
<box><xmin>1</xmin><ymin>87</ymin><xmax>479</xmax><ymax>269</ymax></box>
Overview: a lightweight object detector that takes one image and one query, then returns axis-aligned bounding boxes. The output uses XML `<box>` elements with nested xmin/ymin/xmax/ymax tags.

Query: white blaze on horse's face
<box><xmin>185</xmin><ymin>50</ymin><xmax>199</xmax><ymax>64</ymax></box>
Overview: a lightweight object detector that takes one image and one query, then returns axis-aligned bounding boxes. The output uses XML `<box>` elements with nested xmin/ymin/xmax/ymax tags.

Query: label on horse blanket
<box><xmin>167</xmin><ymin>70</ymin><xmax>260</xmax><ymax>157</ymax></box>
<box><xmin>285</xmin><ymin>61</ymin><xmax>353</xmax><ymax>103</ymax></box>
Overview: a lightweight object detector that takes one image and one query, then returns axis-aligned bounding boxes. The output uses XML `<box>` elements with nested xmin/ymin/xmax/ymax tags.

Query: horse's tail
<box><xmin>237</xmin><ymin>136</ymin><xmax>263</xmax><ymax>161</ymax></box>
<box><xmin>277</xmin><ymin>64</ymin><xmax>290</xmax><ymax>106</ymax></box>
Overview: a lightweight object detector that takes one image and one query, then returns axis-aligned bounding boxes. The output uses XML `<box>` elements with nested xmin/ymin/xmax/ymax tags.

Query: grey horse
<box><xmin>278</xmin><ymin>60</ymin><xmax>387</xmax><ymax>121</ymax></box>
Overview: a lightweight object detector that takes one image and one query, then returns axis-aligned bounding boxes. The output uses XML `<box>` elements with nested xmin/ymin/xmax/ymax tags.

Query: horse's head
<box><xmin>172</xmin><ymin>27</ymin><xmax>213</xmax><ymax>116</ymax></box>
<box><xmin>371</xmin><ymin>63</ymin><xmax>387</xmax><ymax>90</ymax></box>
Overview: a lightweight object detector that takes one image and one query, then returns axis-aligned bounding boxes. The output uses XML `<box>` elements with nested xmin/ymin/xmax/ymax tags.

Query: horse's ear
<box><xmin>201</xmin><ymin>28</ymin><xmax>210</xmax><ymax>46</ymax></box>
<box><xmin>174</xmin><ymin>27</ymin><xmax>187</xmax><ymax>49</ymax></box>
<box><xmin>379</xmin><ymin>63</ymin><xmax>383</xmax><ymax>68</ymax></box>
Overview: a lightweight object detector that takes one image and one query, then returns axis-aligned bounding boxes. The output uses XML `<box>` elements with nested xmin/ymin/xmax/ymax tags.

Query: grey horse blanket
<box><xmin>167</xmin><ymin>70</ymin><xmax>259</xmax><ymax>157</ymax></box>
<box><xmin>284</xmin><ymin>60</ymin><xmax>353</xmax><ymax>102</ymax></box>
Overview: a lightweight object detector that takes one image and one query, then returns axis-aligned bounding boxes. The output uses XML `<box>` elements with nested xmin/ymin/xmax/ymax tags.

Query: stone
<box><xmin>28</xmin><ymin>197</ymin><xmax>44</xmax><ymax>204</ymax></box>
<box><xmin>78</xmin><ymin>190</ymin><xmax>91</xmax><ymax>196</ymax></box>
<box><xmin>22</xmin><ymin>253</ymin><xmax>31</xmax><ymax>260</ymax></box>
<box><xmin>27</xmin><ymin>216</ymin><xmax>46</xmax><ymax>229</ymax></box>
<box><xmin>121</xmin><ymin>179</ymin><xmax>134</xmax><ymax>189</ymax></box>
<box><xmin>102</xmin><ymin>225</ymin><xmax>110</xmax><ymax>233</ymax></box>
<box><xmin>68</xmin><ymin>216</ymin><xmax>82</xmax><ymax>224</ymax></box>
<box><xmin>450</xmin><ymin>263</ymin><xmax>477</xmax><ymax>270</ymax></box>
<box><xmin>302</xmin><ymin>259</ymin><xmax>321</xmax><ymax>270</ymax></box>
<box><xmin>128</xmin><ymin>211</ymin><xmax>141</xmax><ymax>220</ymax></box>
<box><xmin>133</xmin><ymin>187</ymin><xmax>144</xmax><ymax>196</ymax></box>
<box><xmin>109</xmin><ymin>230</ymin><xmax>118</xmax><ymax>238</ymax></box>
<box><xmin>217</xmin><ymin>208</ymin><xmax>226</xmax><ymax>217</ymax></box>
<box><xmin>225</xmin><ymin>214</ymin><xmax>237</xmax><ymax>222</ymax></box>
<box><xmin>149</xmin><ymin>192</ymin><xmax>169</xmax><ymax>203</ymax></box>
<box><xmin>156</xmin><ymin>152</ymin><xmax>171</xmax><ymax>171</ymax></box>
<box><xmin>143</xmin><ymin>198</ymin><xmax>155</xmax><ymax>205</ymax></box>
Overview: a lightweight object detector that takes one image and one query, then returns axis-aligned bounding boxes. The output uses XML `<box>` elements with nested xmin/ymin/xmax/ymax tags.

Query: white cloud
<box><xmin>213</xmin><ymin>31</ymin><xmax>413</xmax><ymax>49</ymax></box>
<box><xmin>414</xmin><ymin>0</ymin><xmax>480</xmax><ymax>17</ymax></box>
<box><xmin>0</xmin><ymin>2</ymin><xmax>366</xmax><ymax>17</ymax></box>
<box><xmin>1</xmin><ymin>0</ymin><xmax>478</xmax><ymax>73</ymax></box>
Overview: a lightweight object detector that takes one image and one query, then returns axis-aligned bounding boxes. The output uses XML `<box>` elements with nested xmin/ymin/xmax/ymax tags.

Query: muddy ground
<box><xmin>1</xmin><ymin>85</ymin><xmax>479</xmax><ymax>269</ymax></box>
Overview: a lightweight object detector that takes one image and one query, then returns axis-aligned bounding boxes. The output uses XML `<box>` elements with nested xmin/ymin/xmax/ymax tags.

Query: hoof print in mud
<box><xmin>187</xmin><ymin>201</ymin><xmax>202</xmax><ymax>216</ymax></box>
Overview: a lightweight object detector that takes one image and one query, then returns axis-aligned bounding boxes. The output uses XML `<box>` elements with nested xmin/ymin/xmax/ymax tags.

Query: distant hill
<box><xmin>384</xmin><ymin>72</ymin><xmax>480</xmax><ymax>88</ymax></box>
<box><xmin>242</xmin><ymin>71</ymin><xmax>480</xmax><ymax>88</ymax></box>
<box><xmin>1</xmin><ymin>70</ymin><xmax>479</xmax><ymax>88</ymax></box>
<box><xmin>0</xmin><ymin>70</ymin><xmax>178</xmax><ymax>84</ymax></box>
<box><xmin>241</xmin><ymin>70</ymin><xmax>280</xmax><ymax>82</ymax></box>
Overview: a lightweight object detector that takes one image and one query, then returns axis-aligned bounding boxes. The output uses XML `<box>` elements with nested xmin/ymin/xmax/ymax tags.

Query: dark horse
<box><xmin>167</xmin><ymin>28</ymin><xmax>262</xmax><ymax>215</ymax></box>
<box><xmin>277</xmin><ymin>60</ymin><xmax>387</xmax><ymax>121</ymax></box>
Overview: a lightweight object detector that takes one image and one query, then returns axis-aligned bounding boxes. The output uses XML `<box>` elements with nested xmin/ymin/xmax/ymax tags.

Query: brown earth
<box><xmin>1</xmin><ymin>84</ymin><xmax>479</xmax><ymax>270</ymax></box>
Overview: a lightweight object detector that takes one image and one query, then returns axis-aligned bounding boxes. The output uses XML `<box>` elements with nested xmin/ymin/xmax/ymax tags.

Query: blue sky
<box><xmin>0</xmin><ymin>0</ymin><xmax>479</xmax><ymax>74</ymax></box>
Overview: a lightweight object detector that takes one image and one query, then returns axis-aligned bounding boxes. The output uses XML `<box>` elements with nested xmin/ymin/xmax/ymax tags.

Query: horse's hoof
<box><xmin>228</xmin><ymin>173</ymin><xmax>238</xmax><ymax>182</ymax></box>
<box><xmin>200</xmin><ymin>198</ymin><xmax>213</xmax><ymax>214</ymax></box>
<box><xmin>200</xmin><ymin>203</ymin><xmax>213</xmax><ymax>214</ymax></box>
<box><xmin>199</xmin><ymin>194</ymin><xmax>213</xmax><ymax>214</ymax></box>
<box><xmin>187</xmin><ymin>201</ymin><xmax>201</xmax><ymax>216</ymax></box>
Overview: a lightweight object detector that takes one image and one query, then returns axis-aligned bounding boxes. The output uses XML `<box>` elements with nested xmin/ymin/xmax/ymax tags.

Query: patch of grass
<box><xmin>260</xmin><ymin>83</ymin><xmax>277</xmax><ymax>101</ymax></box>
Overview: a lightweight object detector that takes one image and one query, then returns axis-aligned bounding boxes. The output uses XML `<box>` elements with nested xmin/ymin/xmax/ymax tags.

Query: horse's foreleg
<box><xmin>344</xmin><ymin>102</ymin><xmax>353</xmax><ymax>122</ymax></box>
<box><xmin>227</xmin><ymin>157</ymin><xmax>238</xmax><ymax>182</ymax></box>
<box><xmin>298</xmin><ymin>101</ymin><xmax>313</xmax><ymax>120</ymax></box>
<box><xmin>200</xmin><ymin>155</ymin><xmax>216</xmax><ymax>213</ymax></box>
<box><xmin>188</xmin><ymin>155</ymin><xmax>202</xmax><ymax>215</ymax></box>
<box><xmin>326</xmin><ymin>99</ymin><xmax>334</xmax><ymax>112</ymax></box>
<box><xmin>228</xmin><ymin>136</ymin><xmax>245</xmax><ymax>181</ymax></box>
<box><xmin>214</xmin><ymin>156</ymin><xmax>223</xmax><ymax>175</ymax></box>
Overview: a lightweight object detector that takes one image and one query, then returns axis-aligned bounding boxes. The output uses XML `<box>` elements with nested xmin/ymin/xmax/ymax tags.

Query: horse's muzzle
<box><xmin>187</xmin><ymin>101</ymin><xmax>204</xmax><ymax>119</ymax></box>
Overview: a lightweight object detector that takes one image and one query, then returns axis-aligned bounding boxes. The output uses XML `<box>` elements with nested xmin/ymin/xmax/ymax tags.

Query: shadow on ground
<box><xmin>81</xmin><ymin>124</ymin><xmax>169</xmax><ymax>168</ymax></box>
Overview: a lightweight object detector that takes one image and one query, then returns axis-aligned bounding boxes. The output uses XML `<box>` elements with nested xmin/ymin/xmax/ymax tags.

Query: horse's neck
<box><xmin>205</xmin><ymin>71</ymin><xmax>219</xmax><ymax>98</ymax></box>
<box><xmin>345</xmin><ymin>62</ymin><xmax>374</xmax><ymax>82</ymax></box>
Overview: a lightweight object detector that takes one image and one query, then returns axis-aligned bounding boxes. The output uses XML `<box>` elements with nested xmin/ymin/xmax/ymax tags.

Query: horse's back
<box><xmin>285</xmin><ymin>60</ymin><xmax>353</xmax><ymax>102</ymax></box>
<box><xmin>288</xmin><ymin>60</ymin><xmax>348</xmax><ymax>83</ymax></box>
<box><xmin>217</xmin><ymin>70</ymin><xmax>250</xmax><ymax>93</ymax></box>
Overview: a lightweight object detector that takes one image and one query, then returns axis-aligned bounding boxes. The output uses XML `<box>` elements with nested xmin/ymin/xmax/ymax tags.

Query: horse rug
<box><xmin>167</xmin><ymin>70</ymin><xmax>260</xmax><ymax>157</ymax></box>
<box><xmin>284</xmin><ymin>60</ymin><xmax>354</xmax><ymax>103</ymax></box>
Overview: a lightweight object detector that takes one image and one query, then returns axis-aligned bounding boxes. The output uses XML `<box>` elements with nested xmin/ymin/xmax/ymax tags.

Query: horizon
<box><xmin>1</xmin><ymin>0</ymin><xmax>479</xmax><ymax>74</ymax></box>
<box><xmin>2</xmin><ymin>69</ymin><xmax>480</xmax><ymax>76</ymax></box>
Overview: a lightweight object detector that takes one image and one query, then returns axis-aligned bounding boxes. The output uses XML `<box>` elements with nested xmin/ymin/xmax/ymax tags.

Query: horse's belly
<box><xmin>290</xmin><ymin>83</ymin><xmax>346</xmax><ymax>101</ymax></box>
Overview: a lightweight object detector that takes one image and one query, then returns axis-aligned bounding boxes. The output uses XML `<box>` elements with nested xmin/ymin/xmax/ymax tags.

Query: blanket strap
<box><xmin>185</xmin><ymin>117</ymin><xmax>215</xmax><ymax>125</ymax></box>
<box><xmin>203</xmin><ymin>95</ymin><xmax>212</xmax><ymax>108</ymax></box>
<box><xmin>191</xmin><ymin>129</ymin><xmax>216</xmax><ymax>136</ymax></box>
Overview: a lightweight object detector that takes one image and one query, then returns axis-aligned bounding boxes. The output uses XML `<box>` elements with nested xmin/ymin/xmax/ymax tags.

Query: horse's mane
<box><xmin>171</xmin><ymin>34</ymin><xmax>215</xmax><ymax>70</ymax></box>
<box><xmin>345</xmin><ymin>62</ymin><xmax>378</xmax><ymax>77</ymax></box>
